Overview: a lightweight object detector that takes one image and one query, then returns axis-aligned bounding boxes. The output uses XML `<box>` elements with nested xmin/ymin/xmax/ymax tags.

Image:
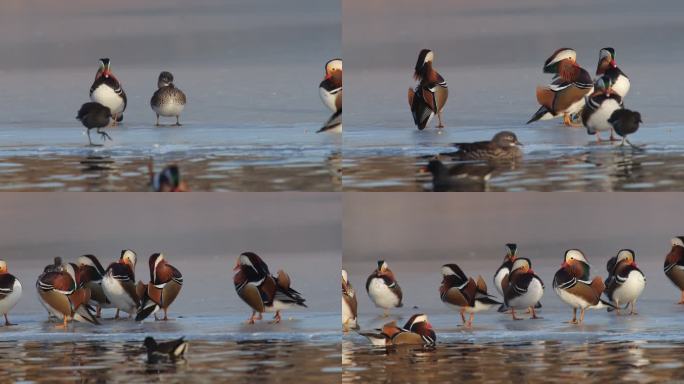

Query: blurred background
<box><xmin>0</xmin><ymin>0</ymin><xmax>340</xmax><ymax>125</ymax></box>
<box><xmin>344</xmin><ymin>193</ymin><xmax>680</xmax><ymax>261</ymax></box>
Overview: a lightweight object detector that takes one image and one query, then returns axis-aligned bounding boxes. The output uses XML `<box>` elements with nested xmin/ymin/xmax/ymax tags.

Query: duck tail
<box><xmin>527</xmin><ymin>105</ymin><xmax>551</xmax><ymax>124</ymax></box>
<box><xmin>135</xmin><ymin>290</ymin><xmax>160</xmax><ymax>321</ymax></box>
<box><xmin>75</xmin><ymin>304</ymin><xmax>100</xmax><ymax>325</ymax></box>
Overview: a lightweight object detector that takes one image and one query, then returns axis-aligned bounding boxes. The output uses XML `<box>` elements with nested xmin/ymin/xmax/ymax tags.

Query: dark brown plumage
<box><xmin>441</xmin><ymin>131</ymin><xmax>523</xmax><ymax>162</ymax></box>
<box><xmin>609</xmin><ymin>109</ymin><xmax>642</xmax><ymax>147</ymax></box>
<box><xmin>76</xmin><ymin>102</ymin><xmax>112</xmax><ymax>146</ymax></box>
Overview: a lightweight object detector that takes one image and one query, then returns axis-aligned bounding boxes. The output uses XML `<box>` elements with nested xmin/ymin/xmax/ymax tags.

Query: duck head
<box><xmin>96</xmin><ymin>58</ymin><xmax>113</xmax><ymax>79</ymax></box>
<box><xmin>561</xmin><ymin>249</ymin><xmax>590</xmax><ymax>278</ymax></box>
<box><xmin>511</xmin><ymin>258</ymin><xmax>535</xmax><ymax>275</ymax></box>
<box><xmin>543</xmin><ymin>48</ymin><xmax>577</xmax><ymax>74</ymax></box>
<box><xmin>414</xmin><ymin>49</ymin><xmax>434</xmax><ymax>80</ymax></box>
<box><xmin>342</xmin><ymin>269</ymin><xmax>352</xmax><ymax>293</ymax></box>
<box><xmin>505</xmin><ymin>243</ymin><xmax>518</xmax><ymax>262</ymax></box>
<box><xmin>0</xmin><ymin>260</ymin><xmax>7</xmax><ymax>274</ymax></box>
<box><xmin>154</xmin><ymin>165</ymin><xmax>186</xmax><ymax>192</ymax></box>
<box><xmin>596</xmin><ymin>47</ymin><xmax>616</xmax><ymax>75</ymax></box>
<box><xmin>615</xmin><ymin>249</ymin><xmax>637</xmax><ymax>268</ymax></box>
<box><xmin>77</xmin><ymin>255</ymin><xmax>106</xmax><ymax>277</ymax></box>
<box><xmin>149</xmin><ymin>253</ymin><xmax>166</xmax><ymax>281</ymax></box>
<box><xmin>234</xmin><ymin>251</ymin><xmax>269</xmax><ymax>276</ymax></box>
<box><xmin>404</xmin><ymin>314</ymin><xmax>436</xmax><ymax>344</ymax></box>
<box><xmin>492</xmin><ymin>131</ymin><xmax>523</xmax><ymax>148</ymax></box>
<box><xmin>120</xmin><ymin>249</ymin><xmax>137</xmax><ymax>268</ymax></box>
<box><xmin>157</xmin><ymin>71</ymin><xmax>174</xmax><ymax>88</ymax></box>
<box><xmin>324</xmin><ymin>58</ymin><xmax>342</xmax><ymax>80</ymax></box>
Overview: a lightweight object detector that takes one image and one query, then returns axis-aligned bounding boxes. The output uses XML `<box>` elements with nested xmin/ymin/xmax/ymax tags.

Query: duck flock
<box><xmin>343</xmin><ymin>237</ymin><xmax>684</xmax><ymax>347</ymax></box>
<box><xmin>76</xmin><ymin>57</ymin><xmax>342</xmax><ymax>147</ymax></box>
<box><xmin>0</xmin><ymin>251</ymin><xmax>308</xmax><ymax>330</ymax></box>
<box><xmin>415</xmin><ymin>47</ymin><xmax>643</xmax><ymax>188</ymax></box>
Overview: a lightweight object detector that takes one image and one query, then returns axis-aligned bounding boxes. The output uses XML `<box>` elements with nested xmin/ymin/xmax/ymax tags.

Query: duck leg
<box><xmin>4</xmin><ymin>314</ymin><xmax>15</xmax><ymax>326</ymax></box>
<box><xmin>567</xmin><ymin>308</ymin><xmax>578</xmax><ymax>324</ymax></box>
<box><xmin>248</xmin><ymin>311</ymin><xmax>257</xmax><ymax>324</ymax></box>
<box><xmin>530</xmin><ymin>306</ymin><xmax>541</xmax><ymax>319</ymax></box>
<box><xmin>96</xmin><ymin>305</ymin><xmax>102</xmax><ymax>318</ymax></box>
<box><xmin>511</xmin><ymin>308</ymin><xmax>522</xmax><ymax>321</ymax></box>
<box><xmin>436</xmin><ymin>112</ymin><xmax>444</xmax><ymax>129</ymax></box>
<box><xmin>678</xmin><ymin>291</ymin><xmax>684</xmax><ymax>304</ymax></box>
<box><xmin>563</xmin><ymin>113</ymin><xmax>571</xmax><ymax>126</ymax></box>
<box><xmin>114</xmin><ymin>309</ymin><xmax>120</xmax><ymax>320</ymax></box>
<box><xmin>460</xmin><ymin>308</ymin><xmax>466</xmax><ymax>324</ymax></box>
<box><xmin>630</xmin><ymin>301</ymin><xmax>638</xmax><ymax>315</ymax></box>
<box><xmin>466</xmin><ymin>313</ymin><xmax>474</xmax><ymax>328</ymax></box>
<box><xmin>156</xmin><ymin>114</ymin><xmax>160</xmax><ymax>127</ymax></box>
<box><xmin>86</xmin><ymin>129</ymin><xmax>95</xmax><ymax>146</ymax></box>
<box><xmin>56</xmin><ymin>315</ymin><xmax>68</xmax><ymax>329</ymax></box>
<box><xmin>579</xmin><ymin>308</ymin><xmax>586</xmax><ymax>324</ymax></box>
<box><xmin>97</xmin><ymin>128</ymin><xmax>112</xmax><ymax>142</ymax></box>
<box><xmin>175</xmin><ymin>116</ymin><xmax>182</xmax><ymax>126</ymax></box>
<box><xmin>609</xmin><ymin>129</ymin><xmax>617</xmax><ymax>142</ymax></box>
<box><xmin>272</xmin><ymin>311</ymin><xmax>282</xmax><ymax>324</ymax></box>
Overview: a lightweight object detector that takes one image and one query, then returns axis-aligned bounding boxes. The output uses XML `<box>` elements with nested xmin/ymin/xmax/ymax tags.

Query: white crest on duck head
<box><xmin>544</xmin><ymin>48</ymin><xmax>577</xmax><ymax>69</ymax></box>
<box><xmin>564</xmin><ymin>249</ymin><xmax>588</xmax><ymax>263</ymax></box>
<box><xmin>671</xmin><ymin>237</ymin><xmax>684</xmax><ymax>248</ymax></box>
<box><xmin>616</xmin><ymin>249</ymin><xmax>635</xmax><ymax>264</ymax></box>
<box><xmin>120</xmin><ymin>249</ymin><xmax>137</xmax><ymax>267</ymax></box>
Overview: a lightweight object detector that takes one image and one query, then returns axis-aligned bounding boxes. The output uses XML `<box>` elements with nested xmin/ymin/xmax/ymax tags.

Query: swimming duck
<box><xmin>440</xmin><ymin>131</ymin><xmax>523</xmax><ymax>162</ymax></box>
<box><xmin>76</xmin><ymin>255</ymin><xmax>111</xmax><ymax>318</ymax></box>
<box><xmin>233</xmin><ymin>252</ymin><xmax>307</xmax><ymax>324</ymax></box>
<box><xmin>36</xmin><ymin>263</ymin><xmax>99</xmax><ymax>327</ymax></box>
<box><xmin>90</xmin><ymin>58</ymin><xmax>126</xmax><ymax>124</ymax></box>
<box><xmin>137</xmin><ymin>253</ymin><xmax>183</xmax><ymax>321</ymax></box>
<box><xmin>143</xmin><ymin>336</ymin><xmax>188</xmax><ymax>363</ymax></box>
<box><xmin>439</xmin><ymin>264</ymin><xmax>500</xmax><ymax>327</ymax></box>
<box><xmin>150</xmin><ymin>163</ymin><xmax>188</xmax><ymax>192</ymax></box>
<box><xmin>604</xmin><ymin>249</ymin><xmax>645</xmax><ymax>315</ymax></box>
<box><xmin>0</xmin><ymin>260</ymin><xmax>21</xmax><ymax>326</ymax></box>
<box><xmin>76</xmin><ymin>102</ymin><xmax>112</xmax><ymax>146</ymax></box>
<box><xmin>150</xmin><ymin>71</ymin><xmax>187</xmax><ymax>126</ymax></box>
<box><xmin>366</xmin><ymin>260</ymin><xmax>403</xmax><ymax>316</ymax></box>
<box><xmin>609</xmin><ymin>109</ymin><xmax>642</xmax><ymax>147</ymax></box>
<box><xmin>342</xmin><ymin>269</ymin><xmax>359</xmax><ymax>332</ymax></box>
<box><xmin>595</xmin><ymin>47</ymin><xmax>630</xmax><ymax>99</ymax></box>
<box><xmin>527</xmin><ymin>48</ymin><xmax>594</xmax><ymax>126</ymax></box>
<box><xmin>102</xmin><ymin>249</ymin><xmax>142</xmax><ymax>319</ymax></box>
<box><xmin>501</xmin><ymin>258</ymin><xmax>544</xmax><ymax>320</ymax></box>
<box><xmin>318</xmin><ymin>58</ymin><xmax>342</xmax><ymax>133</ymax></box>
<box><xmin>581</xmin><ymin>75</ymin><xmax>623</xmax><ymax>142</ymax></box>
<box><xmin>408</xmin><ymin>49</ymin><xmax>448</xmax><ymax>130</ymax></box>
<box><xmin>553</xmin><ymin>249</ymin><xmax>611</xmax><ymax>324</ymax></box>
<box><xmin>359</xmin><ymin>314</ymin><xmax>436</xmax><ymax>346</ymax></box>
<box><xmin>664</xmin><ymin>237</ymin><xmax>684</xmax><ymax>303</ymax></box>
